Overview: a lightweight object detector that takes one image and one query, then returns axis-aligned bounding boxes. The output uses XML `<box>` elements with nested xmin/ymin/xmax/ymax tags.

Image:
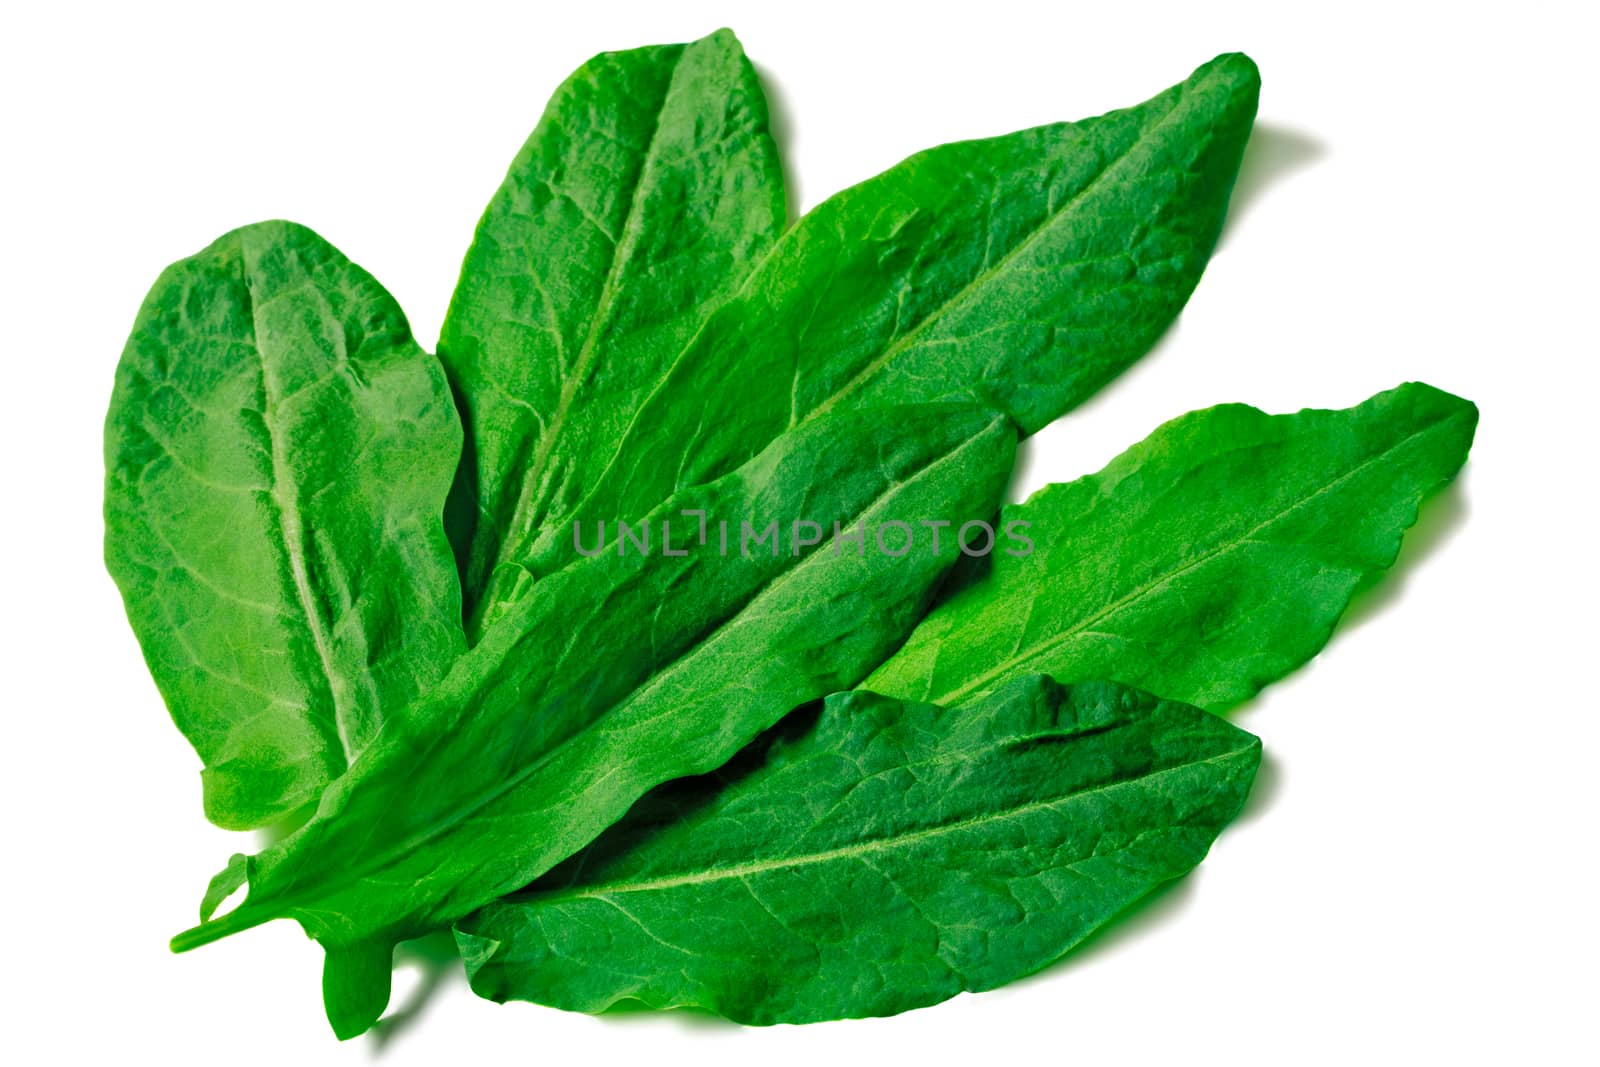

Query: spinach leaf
<box><xmin>107</xmin><ymin>37</ymin><xmax>1465</xmax><ymax>1042</ymax></box>
<box><xmin>455</xmin><ymin>675</ymin><xmax>1259</xmax><ymax>1023</ymax></box>
<box><xmin>170</xmin><ymin>403</ymin><xmax>1016</xmax><ymax>1039</ymax></box>
<box><xmin>523</xmin><ymin>52</ymin><xmax>1260</xmax><ymax>579</ymax></box>
<box><xmin>864</xmin><ymin>382</ymin><xmax>1478</xmax><ymax>709</ymax></box>
<box><xmin>103</xmin><ymin>221</ymin><xmax>464</xmax><ymax>830</ymax></box>
<box><xmin>438</xmin><ymin>29</ymin><xmax>786</xmax><ymax>636</ymax></box>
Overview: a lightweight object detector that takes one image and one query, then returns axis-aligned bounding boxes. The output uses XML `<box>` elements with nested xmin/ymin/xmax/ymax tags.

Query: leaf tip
<box><xmin>453</xmin><ymin>927</ymin><xmax>503</xmax><ymax>981</ymax></box>
<box><xmin>323</xmin><ymin>941</ymin><xmax>395</xmax><ymax>1041</ymax></box>
<box><xmin>1199</xmin><ymin>51</ymin><xmax>1262</xmax><ymax>95</ymax></box>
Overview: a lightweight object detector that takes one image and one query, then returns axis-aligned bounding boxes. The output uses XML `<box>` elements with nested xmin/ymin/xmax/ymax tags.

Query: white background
<box><xmin>3</xmin><ymin>1</ymin><xmax>1595</xmax><ymax>1063</ymax></box>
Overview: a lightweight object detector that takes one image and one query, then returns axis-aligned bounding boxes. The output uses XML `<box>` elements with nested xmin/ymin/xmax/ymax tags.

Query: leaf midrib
<box><xmin>513</xmin><ymin>743</ymin><xmax>1254</xmax><ymax>907</ymax></box>
<box><xmin>241</xmin><ymin>231</ymin><xmax>354</xmax><ymax>767</ymax></box>
<box><xmin>473</xmin><ymin>48</ymin><xmax>688</xmax><ymax>631</ymax></box>
<box><xmin>402</xmin><ymin>422</ymin><xmax>1005</xmax><ymax>870</ymax></box>
<box><xmin>803</xmin><ymin>68</ymin><xmax>1206</xmax><ymax>423</ymax></box>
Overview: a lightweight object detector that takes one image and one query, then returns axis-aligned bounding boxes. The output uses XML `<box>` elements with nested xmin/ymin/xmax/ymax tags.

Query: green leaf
<box><xmin>455</xmin><ymin>675</ymin><xmax>1260</xmax><ymax>1023</ymax></box>
<box><xmin>169</xmin><ymin>403</ymin><xmax>1016</xmax><ymax>1038</ymax></box>
<box><xmin>322</xmin><ymin>940</ymin><xmax>393</xmax><ymax>1041</ymax></box>
<box><xmin>103</xmin><ymin>221</ymin><xmax>465</xmax><ymax>829</ymax></box>
<box><xmin>525</xmin><ymin>52</ymin><xmax>1259</xmax><ymax>579</ymax></box>
<box><xmin>865</xmin><ymin>382</ymin><xmax>1479</xmax><ymax>710</ymax></box>
<box><xmin>438</xmin><ymin>28</ymin><xmax>786</xmax><ymax>636</ymax></box>
<box><xmin>198</xmin><ymin>854</ymin><xmax>247</xmax><ymax>923</ymax></box>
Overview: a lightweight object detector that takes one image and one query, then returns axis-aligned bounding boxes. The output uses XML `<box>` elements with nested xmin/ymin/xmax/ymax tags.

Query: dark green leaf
<box><xmin>170</xmin><ymin>404</ymin><xmax>1016</xmax><ymax>1037</ymax></box>
<box><xmin>103</xmin><ymin>221</ymin><xmax>464</xmax><ymax>829</ymax></box>
<box><xmin>456</xmin><ymin>675</ymin><xmax>1259</xmax><ymax>1023</ymax></box>
<box><xmin>525</xmin><ymin>52</ymin><xmax>1260</xmax><ymax>578</ymax></box>
<box><xmin>865</xmin><ymin>382</ymin><xmax>1478</xmax><ymax>709</ymax></box>
<box><xmin>438</xmin><ymin>28</ymin><xmax>786</xmax><ymax>636</ymax></box>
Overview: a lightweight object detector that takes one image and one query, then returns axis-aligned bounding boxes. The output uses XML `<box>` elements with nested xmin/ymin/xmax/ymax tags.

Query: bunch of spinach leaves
<box><xmin>104</xmin><ymin>29</ymin><xmax>1477</xmax><ymax>1039</ymax></box>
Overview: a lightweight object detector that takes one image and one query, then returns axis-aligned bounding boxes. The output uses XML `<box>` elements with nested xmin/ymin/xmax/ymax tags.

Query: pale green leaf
<box><xmin>104</xmin><ymin>221</ymin><xmax>464</xmax><ymax>829</ymax></box>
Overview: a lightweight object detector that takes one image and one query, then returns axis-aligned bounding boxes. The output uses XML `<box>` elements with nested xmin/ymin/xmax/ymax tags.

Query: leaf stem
<box><xmin>169</xmin><ymin>904</ymin><xmax>271</xmax><ymax>953</ymax></box>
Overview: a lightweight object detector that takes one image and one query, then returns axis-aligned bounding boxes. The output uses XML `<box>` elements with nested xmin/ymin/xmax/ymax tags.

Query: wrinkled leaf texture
<box><xmin>107</xmin><ymin>35</ymin><xmax>1258</xmax><ymax>833</ymax></box>
<box><xmin>107</xmin><ymin>31</ymin><xmax>1287</xmax><ymax>1039</ymax></box>
<box><xmin>449</xmin><ymin>382</ymin><xmax>1476</xmax><ymax>1023</ymax></box>
<box><xmin>458</xmin><ymin>675</ymin><xmax>1260</xmax><ymax>1024</ymax></box>
<box><xmin>103</xmin><ymin>221</ymin><xmax>464</xmax><ymax>830</ymax></box>
<box><xmin>173</xmin><ymin>404</ymin><xmax>1016</xmax><ymax>1039</ymax></box>
<box><xmin>865</xmin><ymin>382</ymin><xmax>1479</xmax><ymax>709</ymax></box>
<box><xmin>449</xmin><ymin>39</ymin><xmax>1260</xmax><ymax>633</ymax></box>
<box><xmin>439</xmin><ymin>30</ymin><xmax>787</xmax><ymax>637</ymax></box>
